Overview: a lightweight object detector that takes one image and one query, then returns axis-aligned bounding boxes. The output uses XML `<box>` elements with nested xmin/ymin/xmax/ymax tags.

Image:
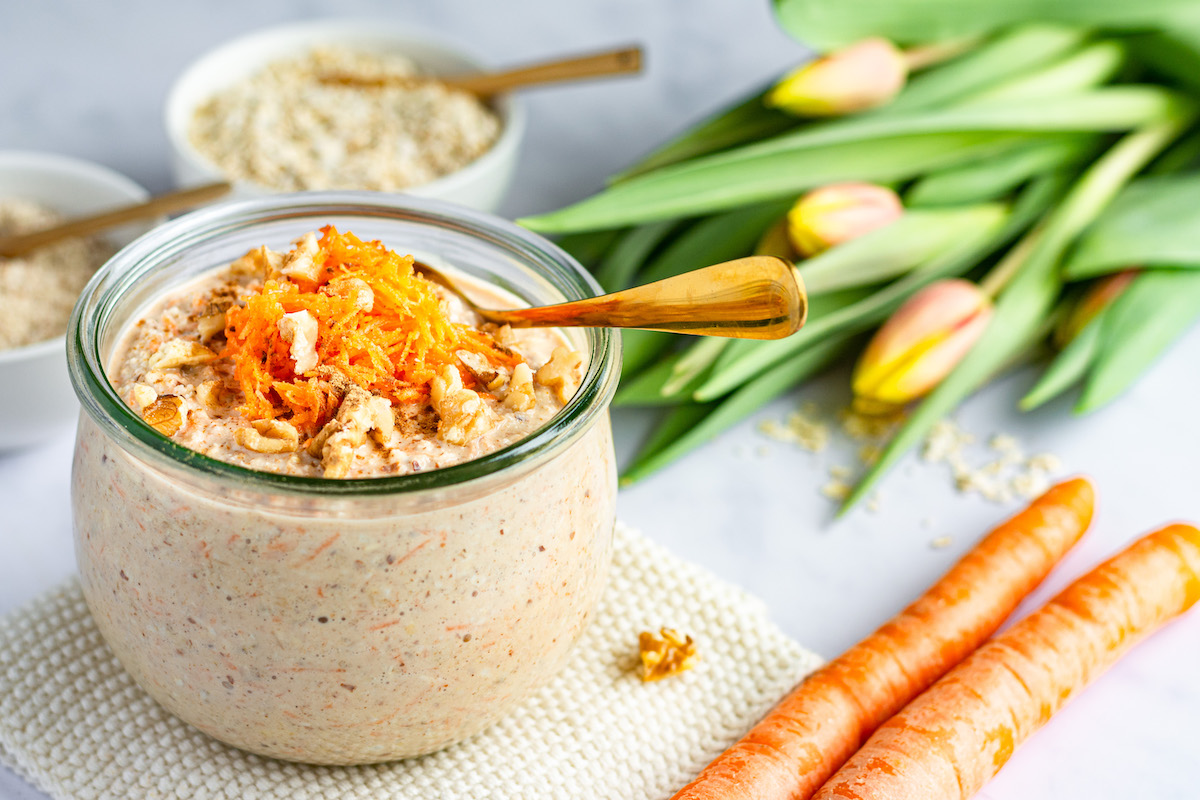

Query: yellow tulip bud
<box><xmin>786</xmin><ymin>182</ymin><xmax>903</xmax><ymax>257</ymax></box>
<box><xmin>766</xmin><ymin>37</ymin><xmax>908</xmax><ymax>117</ymax></box>
<box><xmin>1053</xmin><ymin>269</ymin><xmax>1137</xmax><ymax>349</ymax></box>
<box><xmin>853</xmin><ymin>279</ymin><xmax>992</xmax><ymax>415</ymax></box>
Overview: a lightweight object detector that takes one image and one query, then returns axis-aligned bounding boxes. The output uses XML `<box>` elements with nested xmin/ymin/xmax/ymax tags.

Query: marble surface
<box><xmin>2</xmin><ymin>1</ymin><xmax>1198</xmax><ymax>798</ymax></box>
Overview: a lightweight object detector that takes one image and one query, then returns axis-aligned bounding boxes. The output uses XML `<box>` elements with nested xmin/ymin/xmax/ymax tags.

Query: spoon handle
<box><xmin>490</xmin><ymin>256</ymin><xmax>808</xmax><ymax>340</ymax></box>
<box><xmin>446</xmin><ymin>46</ymin><xmax>643</xmax><ymax>96</ymax></box>
<box><xmin>0</xmin><ymin>181</ymin><xmax>232</xmax><ymax>258</ymax></box>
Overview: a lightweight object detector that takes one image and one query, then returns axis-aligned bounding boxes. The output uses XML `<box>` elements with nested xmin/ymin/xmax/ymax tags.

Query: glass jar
<box><xmin>67</xmin><ymin>193</ymin><xmax>620</xmax><ymax>765</ymax></box>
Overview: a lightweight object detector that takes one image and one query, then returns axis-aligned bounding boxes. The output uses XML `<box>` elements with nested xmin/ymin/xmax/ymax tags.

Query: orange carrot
<box><xmin>672</xmin><ymin>477</ymin><xmax>1095</xmax><ymax>800</ymax></box>
<box><xmin>812</xmin><ymin>522</ymin><xmax>1200</xmax><ymax>800</ymax></box>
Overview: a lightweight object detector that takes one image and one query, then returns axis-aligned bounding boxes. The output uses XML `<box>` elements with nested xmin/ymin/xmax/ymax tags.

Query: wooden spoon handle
<box><xmin>444</xmin><ymin>45</ymin><xmax>643</xmax><ymax>95</ymax></box>
<box><xmin>490</xmin><ymin>256</ymin><xmax>808</xmax><ymax>340</ymax></box>
<box><xmin>0</xmin><ymin>181</ymin><xmax>231</xmax><ymax>258</ymax></box>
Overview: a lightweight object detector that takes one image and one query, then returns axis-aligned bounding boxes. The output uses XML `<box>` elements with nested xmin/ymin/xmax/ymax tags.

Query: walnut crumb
<box><xmin>637</xmin><ymin>628</ymin><xmax>698</xmax><ymax>682</ymax></box>
<box><xmin>309</xmin><ymin>384</ymin><xmax>394</xmax><ymax>477</ymax></box>
<box><xmin>230</xmin><ymin>245</ymin><xmax>284</xmax><ymax>277</ymax></box>
<box><xmin>535</xmin><ymin>346</ymin><xmax>583</xmax><ymax>404</ymax></box>
<box><xmin>430</xmin><ymin>365</ymin><xmax>495</xmax><ymax>445</ymax></box>
<box><xmin>503</xmin><ymin>362</ymin><xmax>536</xmax><ymax>411</ymax></box>
<box><xmin>147</xmin><ymin>338</ymin><xmax>219</xmax><ymax>369</ymax></box>
<box><xmin>235</xmin><ymin>419</ymin><xmax>300</xmax><ymax>454</ymax></box>
<box><xmin>142</xmin><ymin>395</ymin><xmax>184</xmax><ymax>437</ymax></box>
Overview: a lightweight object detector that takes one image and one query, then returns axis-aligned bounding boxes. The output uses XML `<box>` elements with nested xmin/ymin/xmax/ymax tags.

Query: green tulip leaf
<box><xmin>620</xmin><ymin>335</ymin><xmax>855</xmax><ymax>484</ymax></box>
<box><xmin>1019</xmin><ymin>310</ymin><xmax>1106</xmax><ymax>410</ymax></box>
<box><xmin>772</xmin><ymin>0</ymin><xmax>1200</xmax><ymax>49</ymax></box>
<box><xmin>1064</xmin><ymin>173</ymin><xmax>1200</xmax><ymax>279</ymax></box>
<box><xmin>1077</xmin><ymin>268</ymin><xmax>1200</xmax><ymax>411</ymax></box>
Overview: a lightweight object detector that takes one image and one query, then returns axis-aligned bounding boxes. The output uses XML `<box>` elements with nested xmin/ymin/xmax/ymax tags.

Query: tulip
<box><xmin>786</xmin><ymin>182</ymin><xmax>903</xmax><ymax>257</ymax></box>
<box><xmin>852</xmin><ymin>279</ymin><xmax>993</xmax><ymax>415</ymax></box>
<box><xmin>766</xmin><ymin>37</ymin><xmax>908</xmax><ymax>117</ymax></box>
<box><xmin>1053</xmin><ymin>269</ymin><xmax>1137</xmax><ymax>349</ymax></box>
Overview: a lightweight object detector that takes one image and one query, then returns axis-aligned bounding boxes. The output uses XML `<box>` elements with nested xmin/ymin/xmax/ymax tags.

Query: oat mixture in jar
<box><xmin>108</xmin><ymin>227</ymin><xmax>585</xmax><ymax>478</ymax></box>
<box><xmin>69</xmin><ymin>199</ymin><xmax>619</xmax><ymax>765</ymax></box>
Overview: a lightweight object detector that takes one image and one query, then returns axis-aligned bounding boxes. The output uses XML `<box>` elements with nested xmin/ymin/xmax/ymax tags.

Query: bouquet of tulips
<box><xmin>520</xmin><ymin>0</ymin><xmax>1200</xmax><ymax>512</ymax></box>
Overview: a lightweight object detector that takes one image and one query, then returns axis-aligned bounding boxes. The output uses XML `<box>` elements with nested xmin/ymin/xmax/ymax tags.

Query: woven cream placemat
<box><xmin>0</xmin><ymin>523</ymin><xmax>821</xmax><ymax>800</ymax></box>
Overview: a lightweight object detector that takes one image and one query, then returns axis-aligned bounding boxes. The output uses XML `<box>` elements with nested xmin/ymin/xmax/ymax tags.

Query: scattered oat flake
<box><xmin>637</xmin><ymin>628</ymin><xmax>698</xmax><ymax>682</ymax></box>
<box><xmin>758</xmin><ymin>409</ymin><xmax>829</xmax><ymax>452</ymax></box>
<box><xmin>930</xmin><ymin>536</ymin><xmax>953</xmax><ymax>549</ymax></box>
<box><xmin>840</xmin><ymin>406</ymin><xmax>901</xmax><ymax>441</ymax></box>
<box><xmin>820</xmin><ymin>480</ymin><xmax>852</xmax><ymax>501</ymax></box>
<box><xmin>830</xmin><ymin>464</ymin><xmax>854</xmax><ymax>480</ymax></box>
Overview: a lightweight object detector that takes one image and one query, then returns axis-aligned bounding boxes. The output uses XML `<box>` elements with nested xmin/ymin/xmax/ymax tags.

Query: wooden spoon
<box><xmin>0</xmin><ymin>181</ymin><xmax>232</xmax><ymax>258</ymax></box>
<box><xmin>320</xmin><ymin>45</ymin><xmax>643</xmax><ymax>97</ymax></box>
<box><xmin>414</xmin><ymin>255</ymin><xmax>807</xmax><ymax>340</ymax></box>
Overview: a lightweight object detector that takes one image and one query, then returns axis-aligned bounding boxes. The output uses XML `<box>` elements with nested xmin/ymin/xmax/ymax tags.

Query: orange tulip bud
<box><xmin>766</xmin><ymin>37</ymin><xmax>908</xmax><ymax>117</ymax></box>
<box><xmin>1053</xmin><ymin>269</ymin><xmax>1138</xmax><ymax>349</ymax></box>
<box><xmin>853</xmin><ymin>279</ymin><xmax>992</xmax><ymax>415</ymax></box>
<box><xmin>786</xmin><ymin>182</ymin><xmax>903</xmax><ymax>257</ymax></box>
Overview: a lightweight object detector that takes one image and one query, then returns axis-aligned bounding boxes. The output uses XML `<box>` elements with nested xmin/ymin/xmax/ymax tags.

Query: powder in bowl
<box><xmin>0</xmin><ymin>199</ymin><xmax>113</xmax><ymax>351</ymax></box>
<box><xmin>188</xmin><ymin>46</ymin><xmax>502</xmax><ymax>192</ymax></box>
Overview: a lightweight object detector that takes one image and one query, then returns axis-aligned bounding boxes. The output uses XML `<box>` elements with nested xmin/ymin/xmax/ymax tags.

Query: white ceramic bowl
<box><xmin>0</xmin><ymin>151</ymin><xmax>151</xmax><ymax>451</ymax></box>
<box><xmin>164</xmin><ymin>20</ymin><xmax>526</xmax><ymax>211</ymax></box>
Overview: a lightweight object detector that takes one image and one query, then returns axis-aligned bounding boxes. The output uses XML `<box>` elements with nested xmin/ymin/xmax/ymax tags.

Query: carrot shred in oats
<box><xmin>223</xmin><ymin>226</ymin><xmax>519</xmax><ymax>435</ymax></box>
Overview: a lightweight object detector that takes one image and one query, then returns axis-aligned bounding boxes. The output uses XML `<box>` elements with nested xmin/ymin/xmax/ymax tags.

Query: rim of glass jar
<box><xmin>68</xmin><ymin>192</ymin><xmax>621</xmax><ymax>497</ymax></box>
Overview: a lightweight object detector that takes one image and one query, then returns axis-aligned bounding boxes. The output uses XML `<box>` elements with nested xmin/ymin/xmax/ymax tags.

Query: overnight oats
<box><xmin>67</xmin><ymin>196</ymin><xmax>620</xmax><ymax>764</ymax></box>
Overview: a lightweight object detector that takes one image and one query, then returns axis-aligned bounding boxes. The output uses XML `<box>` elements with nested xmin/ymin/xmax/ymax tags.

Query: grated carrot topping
<box><xmin>223</xmin><ymin>226</ymin><xmax>520</xmax><ymax>435</ymax></box>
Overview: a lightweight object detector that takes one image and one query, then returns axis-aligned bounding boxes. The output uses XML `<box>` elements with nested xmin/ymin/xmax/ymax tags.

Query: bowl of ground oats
<box><xmin>0</xmin><ymin>151</ymin><xmax>152</xmax><ymax>450</ymax></box>
<box><xmin>165</xmin><ymin>21</ymin><xmax>526</xmax><ymax>210</ymax></box>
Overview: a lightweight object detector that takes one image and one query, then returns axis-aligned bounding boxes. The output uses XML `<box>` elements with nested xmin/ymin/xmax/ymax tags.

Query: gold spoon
<box><xmin>0</xmin><ymin>181</ymin><xmax>232</xmax><ymax>258</ymax></box>
<box><xmin>320</xmin><ymin>45</ymin><xmax>643</xmax><ymax>97</ymax></box>
<box><xmin>414</xmin><ymin>256</ymin><xmax>807</xmax><ymax>340</ymax></box>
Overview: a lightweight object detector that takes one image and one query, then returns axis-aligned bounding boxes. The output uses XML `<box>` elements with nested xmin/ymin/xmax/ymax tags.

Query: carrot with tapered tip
<box><xmin>671</xmin><ymin>477</ymin><xmax>1095</xmax><ymax>800</ymax></box>
<box><xmin>812</xmin><ymin>522</ymin><xmax>1200</xmax><ymax>800</ymax></box>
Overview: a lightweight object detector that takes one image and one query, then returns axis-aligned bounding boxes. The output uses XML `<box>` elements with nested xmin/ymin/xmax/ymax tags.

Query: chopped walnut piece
<box><xmin>535</xmin><ymin>346</ymin><xmax>583</xmax><ymax>404</ymax></box>
<box><xmin>196</xmin><ymin>287</ymin><xmax>238</xmax><ymax>344</ymax></box>
<box><xmin>196</xmin><ymin>380</ymin><xmax>236</xmax><ymax>413</ymax></box>
<box><xmin>491</xmin><ymin>324</ymin><xmax>521</xmax><ymax>355</ymax></box>
<box><xmin>130</xmin><ymin>383</ymin><xmax>158</xmax><ymax>413</ymax></box>
<box><xmin>142</xmin><ymin>395</ymin><xmax>184</xmax><ymax>437</ymax></box>
<box><xmin>309</xmin><ymin>385</ymin><xmax>393</xmax><ymax>478</ymax></box>
<box><xmin>235</xmin><ymin>419</ymin><xmax>300</xmax><ymax>454</ymax></box>
<box><xmin>196</xmin><ymin>310</ymin><xmax>227</xmax><ymax>344</ymax></box>
<box><xmin>230</xmin><ymin>244</ymin><xmax>284</xmax><ymax>277</ymax></box>
<box><xmin>148</xmin><ymin>338</ymin><xmax>219</xmax><ymax>369</ymax></box>
<box><xmin>280</xmin><ymin>231</ymin><xmax>322</xmax><ymax>282</ymax></box>
<box><xmin>277</xmin><ymin>309</ymin><xmax>320</xmax><ymax>375</ymax></box>
<box><xmin>430</xmin><ymin>365</ymin><xmax>495</xmax><ymax>446</ymax></box>
<box><xmin>637</xmin><ymin>628</ymin><xmax>698</xmax><ymax>682</ymax></box>
<box><xmin>342</xmin><ymin>277</ymin><xmax>375</xmax><ymax>311</ymax></box>
<box><xmin>456</xmin><ymin>349</ymin><xmax>505</xmax><ymax>391</ymax></box>
<box><xmin>503</xmin><ymin>362</ymin><xmax>535</xmax><ymax>411</ymax></box>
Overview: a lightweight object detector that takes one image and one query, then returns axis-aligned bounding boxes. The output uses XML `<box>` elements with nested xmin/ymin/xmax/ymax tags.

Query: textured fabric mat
<box><xmin>0</xmin><ymin>523</ymin><xmax>821</xmax><ymax>800</ymax></box>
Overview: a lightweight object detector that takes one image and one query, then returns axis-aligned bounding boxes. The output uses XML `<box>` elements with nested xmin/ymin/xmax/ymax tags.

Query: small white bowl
<box><xmin>165</xmin><ymin>20</ymin><xmax>526</xmax><ymax>211</ymax></box>
<box><xmin>0</xmin><ymin>151</ymin><xmax>151</xmax><ymax>451</ymax></box>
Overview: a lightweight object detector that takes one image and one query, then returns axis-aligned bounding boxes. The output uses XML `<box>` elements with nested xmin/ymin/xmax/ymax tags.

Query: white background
<box><xmin>2</xmin><ymin>1</ymin><xmax>1198</xmax><ymax>798</ymax></box>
